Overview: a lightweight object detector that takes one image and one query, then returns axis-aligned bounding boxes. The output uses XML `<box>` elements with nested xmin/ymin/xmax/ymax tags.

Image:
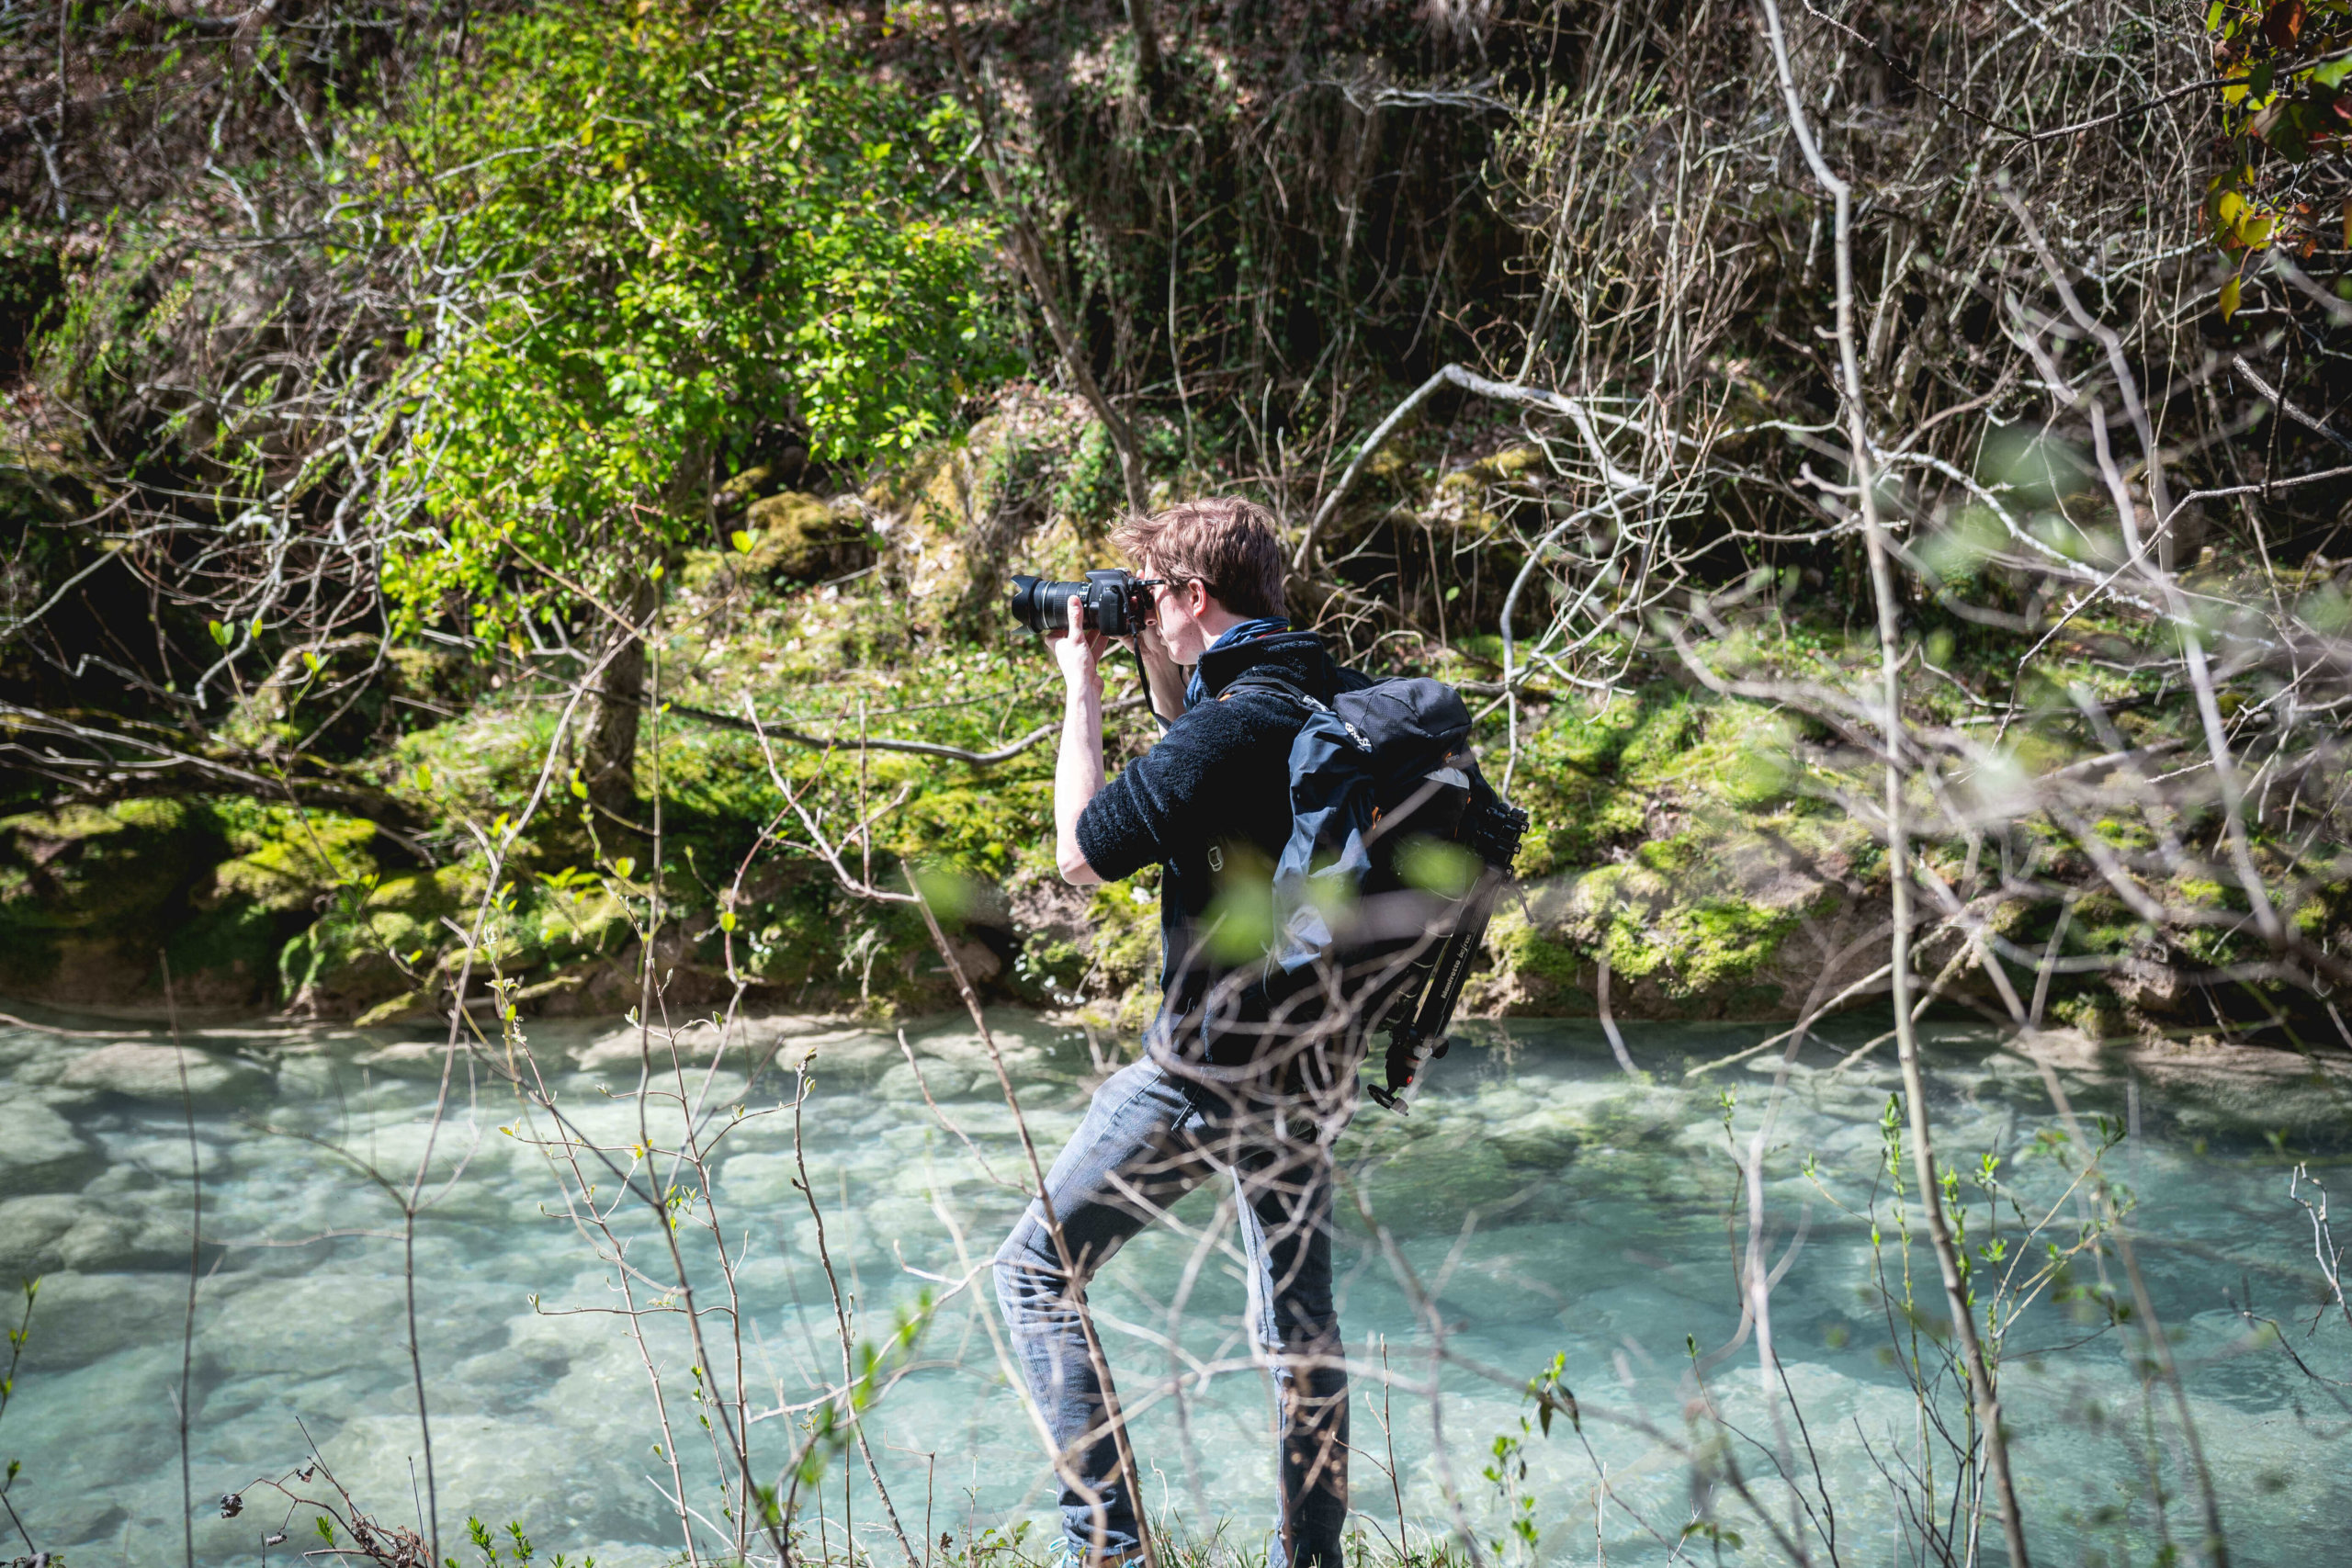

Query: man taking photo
<box><xmin>993</xmin><ymin>496</ymin><xmax>1354</xmax><ymax>1568</ymax></box>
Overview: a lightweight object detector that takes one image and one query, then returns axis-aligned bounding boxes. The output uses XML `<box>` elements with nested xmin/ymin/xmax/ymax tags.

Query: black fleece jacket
<box><xmin>1076</xmin><ymin>630</ymin><xmax>1363</xmax><ymax>1062</ymax></box>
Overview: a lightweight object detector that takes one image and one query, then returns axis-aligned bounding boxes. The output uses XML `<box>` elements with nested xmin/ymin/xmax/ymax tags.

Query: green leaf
<box><xmin>2269</xmin><ymin>106</ymin><xmax>2312</xmax><ymax>162</ymax></box>
<box><xmin>2221</xmin><ymin>276</ymin><xmax>2244</xmax><ymax>320</ymax></box>
<box><xmin>208</xmin><ymin>619</ymin><xmax>232</xmax><ymax>647</ymax></box>
<box><xmin>612</xmin><ymin>856</ymin><xmax>636</xmax><ymax>879</ymax></box>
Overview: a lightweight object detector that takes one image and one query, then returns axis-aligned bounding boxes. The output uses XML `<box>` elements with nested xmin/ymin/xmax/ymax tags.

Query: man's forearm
<box><xmin>1055</xmin><ymin>679</ymin><xmax>1106</xmax><ymax>883</ymax></box>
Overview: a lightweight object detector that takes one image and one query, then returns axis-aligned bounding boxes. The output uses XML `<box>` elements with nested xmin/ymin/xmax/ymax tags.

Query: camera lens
<box><xmin>1010</xmin><ymin>574</ymin><xmax>1091</xmax><ymax>633</ymax></box>
<box><xmin>1009</xmin><ymin>570</ymin><xmax>1140</xmax><ymax>635</ymax></box>
<box><xmin>1009</xmin><ymin>574</ymin><xmax>1046</xmax><ymax>632</ymax></box>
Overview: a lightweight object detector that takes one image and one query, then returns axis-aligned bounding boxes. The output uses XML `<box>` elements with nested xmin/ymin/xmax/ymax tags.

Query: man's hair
<box><xmin>1113</xmin><ymin>497</ymin><xmax>1287</xmax><ymax>619</ymax></box>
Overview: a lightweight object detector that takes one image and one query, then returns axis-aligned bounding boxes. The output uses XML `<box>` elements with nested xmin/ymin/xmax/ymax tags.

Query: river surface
<box><xmin>3</xmin><ymin>1003</ymin><xmax>2350</xmax><ymax>1567</ymax></box>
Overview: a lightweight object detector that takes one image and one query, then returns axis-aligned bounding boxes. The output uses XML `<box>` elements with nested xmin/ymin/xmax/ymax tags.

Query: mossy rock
<box><xmin>0</xmin><ymin>799</ymin><xmax>274</xmax><ymax>1004</ymax></box>
<box><xmin>165</xmin><ymin>897</ymin><xmax>281</xmax><ymax>998</ymax></box>
<box><xmin>713</xmin><ymin>463</ymin><xmax>775</xmax><ymax>512</ymax></box>
<box><xmin>528</xmin><ymin>881</ymin><xmax>633</xmax><ymax>960</ymax></box>
<box><xmin>1478</xmin><ymin>857</ymin><xmax>1852</xmax><ymax>1021</ymax></box>
<box><xmin>739</xmin><ymin>492</ymin><xmax>873</xmax><ymax>581</ymax></box>
<box><xmin>1086</xmin><ymin>874</ymin><xmax>1166</xmax><ymax>1035</ymax></box>
<box><xmin>211</xmin><ymin>804</ymin><xmax>379</xmax><ymax>913</ymax></box>
<box><xmin>0</xmin><ymin>800</ymin><xmax>220</xmax><ymax>931</ymax></box>
<box><xmin>280</xmin><ymin>866</ymin><xmax>476</xmax><ymax>1018</ymax></box>
<box><xmin>386</xmin><ymin>646</ymin><xmax>481</xmax><ymax>709</ymax></box>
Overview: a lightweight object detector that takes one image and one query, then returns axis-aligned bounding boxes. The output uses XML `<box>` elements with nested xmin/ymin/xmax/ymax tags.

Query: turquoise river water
<box><xmin>2</xmin><ymin>1004</ymin><xmax>2349</xmax><ymax>1566</ymax></box>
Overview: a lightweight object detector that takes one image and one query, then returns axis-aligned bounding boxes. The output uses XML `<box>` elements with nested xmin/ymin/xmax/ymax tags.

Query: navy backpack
<box><xmin>1220</xmin><ymin>669</ymin><xmax>1528</xmax><ymax>1110</ymax></box>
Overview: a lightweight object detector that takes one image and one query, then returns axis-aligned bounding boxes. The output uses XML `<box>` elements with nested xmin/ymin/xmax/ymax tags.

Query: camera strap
<box><xmin>1135</xmin><ymin>639</ymin><xmax>1174</xmax><ymax>729</ymax></box>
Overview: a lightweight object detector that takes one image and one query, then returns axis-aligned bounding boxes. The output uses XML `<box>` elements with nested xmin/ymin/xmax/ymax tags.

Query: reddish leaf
<box><xmin>2264</xmin><ymin>0</ymin><xmax>2304</xmax><ymax>49</ymax></box>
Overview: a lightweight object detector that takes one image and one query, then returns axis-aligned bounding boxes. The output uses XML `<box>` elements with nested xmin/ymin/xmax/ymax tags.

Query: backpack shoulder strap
<box><xmin>1216</xmin><ymin>666</ymin><xmax>1313</xmax><ymax>706</ymax></box>
<box><xmin>1218</xmin><ymin>670</ymin><xmax>1378</xmax><ymax>753</ymax></box>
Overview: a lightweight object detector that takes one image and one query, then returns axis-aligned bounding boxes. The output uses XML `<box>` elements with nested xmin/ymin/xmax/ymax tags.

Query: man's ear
<box><xmin>1188</xmin><ymin>579</ymin><xmax>1212</xmax><ymax>616</ymax></box>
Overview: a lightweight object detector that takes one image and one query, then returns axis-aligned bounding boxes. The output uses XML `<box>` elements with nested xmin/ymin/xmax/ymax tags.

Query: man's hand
<box><xmin>1047</xmin><ymin>594</ymin><xmax>1110</xmax><ymax>699</ymax></box>
<box><xmin>1051</xmin><ymin>594</ymin><xmax>1107</xmax><ymax>885</ymax></box>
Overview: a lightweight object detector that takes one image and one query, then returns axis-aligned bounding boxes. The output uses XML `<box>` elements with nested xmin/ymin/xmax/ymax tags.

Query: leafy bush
<box><xmin>375</xmin><ymin>0</ymin><xmax>1010</xmax><ymax>642</ymax></box>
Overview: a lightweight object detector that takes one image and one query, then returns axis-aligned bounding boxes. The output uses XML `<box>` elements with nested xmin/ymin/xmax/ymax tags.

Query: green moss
<box><xmin>386</xmin><ymin>710</ymin><xmax>571</xmax><ymax>826</ymax></box>
<box><xmin>528</xmin><ymin>874</ymin><xmax>634</xmax><ymax>958</ymax></box>
<box><xmin>1086</xmin><ymin>872</ymin><xmax>1165</xmax><ymax>1033</ymax></box>
<box><xmin>1615</xmin><ymin>700</ymin><xmax>1702</xmax><ymax>775</ymax></box>
<box><xmin>1679</xmin><ymin>897</ymin><xmax>1800</xmax><ymax>996</ymax></box>
<box><xmin>890</xmin><ymin>778</ymin><xmax>1051</xmax><ymax>878</ymax></box>
<box><xmin>0</xmin><ymin>798</ymin><xmax>222</xmax><ymax>929</ymax></box>
<box><xmin>168</xmin><ymin>897</ymin><xmax>280</xmax><ymax>982</ymax></box>
<box><xmin>212</xmin><ymin>802</ymin><xmax>379</xmax><ymax>912</ymax></box>
<box><xmin>1493</xmin><ymin>910</ymin><xmax>1587</xmax><ymax>992</ymax></box>
<box><xmin>281</xmin><ymin>865</ymin><xmax>477</xmax><ymax>1008</ymax></box>
<box><xmin>1635</xmin><ymin>836</ymin><xmax>1700</xmax><ymax>874</ymax></box>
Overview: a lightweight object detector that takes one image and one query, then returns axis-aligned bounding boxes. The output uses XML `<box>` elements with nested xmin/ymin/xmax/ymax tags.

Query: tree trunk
<box><xmin>582</xmin><ymin>574</ymin><xmax>657</xmax><ymax>831</ymax></box>
<box><xmin>1125</xmin><ymin>0</ymin><xmax>1160</xmax><ymax>82</ymax></box>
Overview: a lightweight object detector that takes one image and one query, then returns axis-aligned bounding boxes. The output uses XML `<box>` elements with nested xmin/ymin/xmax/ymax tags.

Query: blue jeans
<box><xmin>993</xmin><ymin>1058</ymin><xmax>1350</xmax><ymax>1568</ymax></box>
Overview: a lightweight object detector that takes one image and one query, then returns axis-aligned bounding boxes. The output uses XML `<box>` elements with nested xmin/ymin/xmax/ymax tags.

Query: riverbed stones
<box><xmin>1487</xmin><ymin>1113</ymin><xmax>1583</xmax><ymax>1171</ymax></box>
<box><xmin>0</xmin><ymin>1193</ymin><xmax>188</xmax><ymax>1279</ymax></box>
<box><xmin>6</xmin><ymin>1340</ymin><xmax>179</xmax><ymax>1547</ymax></box>
<box><xmin>875</xmin><ymin>1057</ymin><xmax>981</xmax><ymax>1101</ymax></box>
<box><xmin>350</xmin><ymin>1037</ymin><xmax>463</xmax><ymax>1077</ymax></box>
<box><xmin>13</xmin><ymin>1269</ymin><xmax>255</xmax><ymax>1371</ymax></box>
<box><xmin>49</xmin><ymin>1041</ymin><xmax>267</xmax><ymax>1101</ymax></box>
<box><xmin>0</xmin><ymin>1091</ymin><xmax>96</xmax><ymax>1190</ymax></box>
<box><xmin>316</xmin><ymin>1408</ymin><xmax>658</xmax><ymax>1550</ymax></box>
<box><xmin>571</xmin><ymin>1012</ymin><xmax>859</xmax><ymax>1073</ymax></box>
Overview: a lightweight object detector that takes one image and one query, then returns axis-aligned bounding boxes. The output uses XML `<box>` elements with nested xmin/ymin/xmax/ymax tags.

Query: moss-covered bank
<box><xmin>4</xmin><ymin>396</ymin><xmax>2329</xmax><ymax>1046</ymax></box>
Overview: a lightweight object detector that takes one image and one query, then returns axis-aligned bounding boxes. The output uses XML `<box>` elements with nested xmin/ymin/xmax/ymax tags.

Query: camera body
<box><xmin>1009</xmin><ymin>570</ymin><xmax>1153</xmax><ymax>637</ymax></box>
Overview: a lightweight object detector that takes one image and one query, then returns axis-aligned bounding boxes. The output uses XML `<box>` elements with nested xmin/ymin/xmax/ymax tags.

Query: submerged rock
<box><xmin>0</xmin><ymin>1093</ymin><xmax>96</xmax><ymax>1190</ymax></box>
<box><xmin>0</xmin><ymin>798</ymin><xmax>277</xmax><ymax>1008</ymax></box>
<box><xmin>0</xmin><ymin>1193</ymin><xmax>188</xmax><ymax>1279</ymax></box>
<box><xmin>11</xmin><ymin>1269</ymin><xmax>254</xmax><ymax>1371</ymax></box>
<box><xmin>51</xmin><ymin>1042</ymin><xmax>268</xmax><ymax>1102</ymax></box>
<box><xmin>875</xmin><ymin>1058</ymin><xmax>982</xmax><ymax>1101</ymax></box>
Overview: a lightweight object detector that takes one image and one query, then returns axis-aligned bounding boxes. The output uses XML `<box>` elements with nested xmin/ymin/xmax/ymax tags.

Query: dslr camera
<box><xmin>1008</xmin><ymin>570</ymin><xmax>1159</xmax><ymax>637</ymax></box>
